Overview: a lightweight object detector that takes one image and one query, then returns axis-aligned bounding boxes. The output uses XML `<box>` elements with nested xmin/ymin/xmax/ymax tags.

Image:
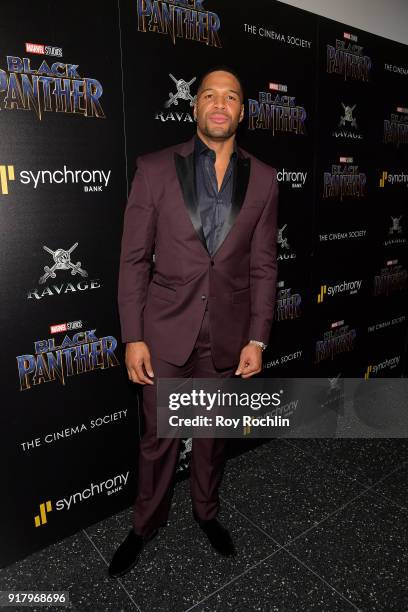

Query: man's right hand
<box><xmin>125</xmin><ymin>342</ymin><xmax>154</xmax><ymax>385</ymax></box>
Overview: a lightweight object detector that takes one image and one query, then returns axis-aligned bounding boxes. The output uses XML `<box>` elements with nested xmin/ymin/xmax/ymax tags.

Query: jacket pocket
<box><xmin>232</xmin><ymin>287</ymin><xmax>250</xmax><ymax>304</ymax></box>
<box><xmin>150</xmin><ymin>281</ymin><xmax>177</xmax><ymax>303</ymax></box>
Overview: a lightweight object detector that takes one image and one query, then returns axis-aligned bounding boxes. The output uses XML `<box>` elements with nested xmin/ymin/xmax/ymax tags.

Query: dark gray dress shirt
<box><xmin>194</xmin><ymin>135</ymin><xmax>237</xmax><ymax>256</ymax></box>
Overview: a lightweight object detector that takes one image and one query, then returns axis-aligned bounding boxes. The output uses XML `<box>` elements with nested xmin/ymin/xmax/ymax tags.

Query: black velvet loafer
<box><xmin>108</xmin><ymin>528</ymin><xmax>158</xmax><ymax>578</ymax></box>
<box><xmin>193</xmin><ymin>512</ymin><xmax>236</xmax><ymax>557</ymax></box>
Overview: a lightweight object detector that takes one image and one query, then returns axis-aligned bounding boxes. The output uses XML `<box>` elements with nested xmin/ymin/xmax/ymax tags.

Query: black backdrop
<box><xmin>0</xmin><ymin>0</ymin><xmax>407</xmax><ymax>566</ymax></box>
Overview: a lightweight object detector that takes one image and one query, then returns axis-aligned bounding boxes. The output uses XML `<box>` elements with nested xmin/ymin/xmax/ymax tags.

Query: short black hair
<box><xmin>196</xmin><ymin>65</ymin><xmax>244</xmax><ymax>102</ymax></box>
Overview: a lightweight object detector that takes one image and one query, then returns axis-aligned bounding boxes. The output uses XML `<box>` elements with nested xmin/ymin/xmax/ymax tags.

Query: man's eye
<box><xmin>228</xmin><ymin>95</ymin><xmax>236</xmax><ymax>100</ymax></box>
<box><xmin>205</xmin><ymin>94</ymin><xmax>213</xmax><ymax>98</ymax></box>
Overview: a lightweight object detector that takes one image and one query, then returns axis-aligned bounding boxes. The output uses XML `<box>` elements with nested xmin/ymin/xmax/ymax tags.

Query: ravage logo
<box><xmin>39</xmin><ymin>243</ymin><xmax>87</xmax><ymax>285</ymax></box>
<box><xmin>384</xmin><ymin>215</ymin><xmax>406</xmax><ymax>247</ymax></box>
<box><xmin>277</xmin><ymin>224</ymin><xmax>296</xmax><ymax>261</ymax></box>
<box><xmin>333</xmin><ymin>102</ymin><xmax>363</xmax><ymax>140</ymax></box>
<box><xmin>27</xmin><ymin>243</ymin><xmax>101</xmax><ymax>301</ymax></box>
<box><xmin>155</xmin><ymin>73</ymin><xmax>196</xmax><ymax>123</ymax></box>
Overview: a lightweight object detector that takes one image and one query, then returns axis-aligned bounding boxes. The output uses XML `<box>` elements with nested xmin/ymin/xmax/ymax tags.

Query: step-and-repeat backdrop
<box><xmin>1</xmin><ymin>0</ymin><xmax>407</xmax><ymax>565</ymax></box>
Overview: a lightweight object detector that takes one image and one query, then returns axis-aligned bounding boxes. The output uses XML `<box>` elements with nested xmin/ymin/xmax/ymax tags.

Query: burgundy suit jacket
<box><xmin>118</xmin><ymin>136</ymin><xmax>279</xmax><ymax>369</ymax></box>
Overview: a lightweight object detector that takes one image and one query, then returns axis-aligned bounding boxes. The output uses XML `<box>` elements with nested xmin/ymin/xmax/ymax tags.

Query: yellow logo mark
<box><xmin>34</xmin><ymin>500</ymin><xmax>52</xmax><ymax>527</ymax></box>
<box><xmin>364</xmin><ymin>365</ymin><xmax>372</xmax><ymax>380</ymax></box>
<box><xmin>379</xmin><ymin>171</ymin><xmax>388</xmax><ymax>188</ymax></box>
<box><xmin>317</xmin><ymin>285</ymin><xmax>327</xmax><ymax>303</ymax></box>
<box><xmin>0</xmin><ymin>165</ymin><xmax>15</xmax><ymax>195</ymax></box>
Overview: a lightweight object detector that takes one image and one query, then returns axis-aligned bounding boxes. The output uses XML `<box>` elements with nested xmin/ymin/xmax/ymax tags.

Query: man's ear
<box><xmin>239</xmin><ymin>103</ymin><xmax>244</xmax><ymax>122</ymax></box>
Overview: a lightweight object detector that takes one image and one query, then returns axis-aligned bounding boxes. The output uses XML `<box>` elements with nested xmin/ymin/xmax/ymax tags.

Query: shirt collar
<box><xmin>194</xmin><ymin>134</ymin><xmax>238</xmax><ymax>161</ymax></box>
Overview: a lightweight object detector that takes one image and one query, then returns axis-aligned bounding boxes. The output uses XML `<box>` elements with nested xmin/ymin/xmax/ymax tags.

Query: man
<box><xmin>109</xmin><ymin>66</ymin><xmax>279</xmax><ymax>578</ymax></box>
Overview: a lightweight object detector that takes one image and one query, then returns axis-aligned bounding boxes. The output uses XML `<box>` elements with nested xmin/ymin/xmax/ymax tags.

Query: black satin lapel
<box><xmin>212</xmin><ymin>156</ymin><xmax>251</xmax><ymax>256</ymax></box>
<box><xmin>174</xmin><ymin>152</ymin><xmax>208</xmax><ymax>253</ymax></box>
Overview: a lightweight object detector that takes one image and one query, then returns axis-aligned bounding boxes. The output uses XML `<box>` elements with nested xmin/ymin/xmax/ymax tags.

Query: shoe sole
<box><xmin>214</xmin><ymin>547</ymin><xmax>237</xmax><ymax>557</ymax></box>
<box><xmin>209</xmin><ymin>542</ymin><xmax>236</xmax><ymax>557</ymax></box>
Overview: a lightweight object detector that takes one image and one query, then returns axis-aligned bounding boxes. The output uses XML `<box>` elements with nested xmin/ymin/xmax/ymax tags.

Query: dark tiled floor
<box><xmin>1</xmin><ymin>439</ymin><xmax>407</xmax><ymax>611</ymax></box>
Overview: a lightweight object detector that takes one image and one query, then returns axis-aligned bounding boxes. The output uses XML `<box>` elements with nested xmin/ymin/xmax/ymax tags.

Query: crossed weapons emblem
<box><xmin>390</xmin><ymin>215</ymin><xmax>402</xmax><ymax>234</ymax></box>
<box><xmin>278</xmin><ymin>224</ymin><xmax>290</xmax><ymax>250</ymax></box>
<box><xmin>39</xmin><ymin>242</ymin><xmax>88</xmax><ymax>285</ymax></box>
<box><xmin>179</xmin><ymin>438</ymin><xmax>192</xmax><ymax>463</ymax></box>
<box><xmin>164</xmin><ymin>74</ymin><xmax>196</xmax><ymax>108</ymax></box>
<box><xmin>328</xmin><ymin>373</ymin><xmax>341</xmax><ymax>391</ymax></box>
<box><xmin>339</xmin><ymin>103</ymin><xmax>357</xmax><ymax>128</ymax></box>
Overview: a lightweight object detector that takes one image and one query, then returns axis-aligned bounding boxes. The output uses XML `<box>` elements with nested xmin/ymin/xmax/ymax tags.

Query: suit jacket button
<box><xmin>210</xmin><ymin>260</ymin><xmax>215</xmax><ymax>266</ymax></box>
<box><xmin>201</xmin><ymin>295</ymin><xmax>206</xmax><ymax>300</ymax></box>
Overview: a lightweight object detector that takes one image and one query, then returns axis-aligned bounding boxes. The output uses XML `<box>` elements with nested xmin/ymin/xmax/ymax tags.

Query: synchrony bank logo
<box><xmin>33</xmin><ymin>471</ymin><xmax>129</xmax><ymax>527</ymax></box>
<box><xmin>0</xmin><ymin>164</ymin><xmax>111</xmax><ymax>196</ymax></box>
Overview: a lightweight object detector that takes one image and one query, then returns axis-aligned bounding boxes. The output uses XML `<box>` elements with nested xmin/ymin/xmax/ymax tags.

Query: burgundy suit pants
<box><xmin>133</xmin><ymin>309</ymin><xmax>235</xmax><ymax>537</ymax></box>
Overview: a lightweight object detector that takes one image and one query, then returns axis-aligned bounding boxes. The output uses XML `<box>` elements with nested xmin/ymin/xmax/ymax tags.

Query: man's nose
<box><xmin>213</xmin><ymin>95</ymin><xmax>227</xmax><ymax>108</ymax></box>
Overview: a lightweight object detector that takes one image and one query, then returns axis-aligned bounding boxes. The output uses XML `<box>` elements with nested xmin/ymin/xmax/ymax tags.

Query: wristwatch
<box><xmin>249</xmin><ymin>340</ymin><xmax>267</xmax><ymax>351</ymax></box>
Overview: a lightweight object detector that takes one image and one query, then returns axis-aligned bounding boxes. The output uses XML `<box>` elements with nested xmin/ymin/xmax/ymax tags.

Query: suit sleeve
<box><xmin>248</xmin><ymin>169</ymin><xmax>279</xmax><ymax>345</ymax></box>
<box><xmin>117</xmin><ymin>156</ymin><xmax>157</xmax><ymax>343</ymax></box>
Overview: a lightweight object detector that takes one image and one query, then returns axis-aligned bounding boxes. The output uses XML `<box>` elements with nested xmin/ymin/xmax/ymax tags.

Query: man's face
<box><xmin>194</xmin><ymin>70</ymin><xmax>244</xmax><ymax>141</ymax></box>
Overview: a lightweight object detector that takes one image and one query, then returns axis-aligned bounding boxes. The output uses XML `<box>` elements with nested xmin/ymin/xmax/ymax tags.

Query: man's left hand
<box><xmin>235</xmin><ymin>343</ymin><xmax>263</xmax><ymax>378</ymax></box>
